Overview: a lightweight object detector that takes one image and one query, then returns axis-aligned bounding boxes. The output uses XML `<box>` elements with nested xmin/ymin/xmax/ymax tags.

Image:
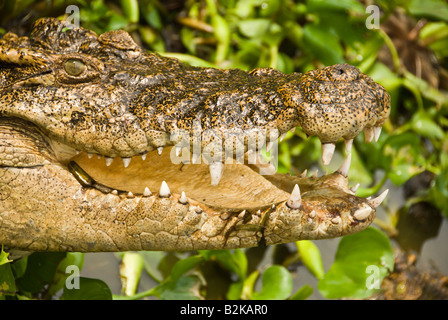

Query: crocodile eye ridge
<box><xmin>64</xmin><ymin>59</ymin><xmax>86</xmax><ymax>76</ymax></box>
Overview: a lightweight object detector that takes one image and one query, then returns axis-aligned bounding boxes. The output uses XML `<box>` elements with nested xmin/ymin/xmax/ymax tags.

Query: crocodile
<box><xmin>0</xmin><ymin>18</ymin><xmax>390</xmax><ymax>252</ymax></box>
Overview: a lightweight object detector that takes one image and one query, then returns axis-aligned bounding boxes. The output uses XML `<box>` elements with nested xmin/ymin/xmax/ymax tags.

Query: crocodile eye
<box><xmin>64</xmin><ymin>59</ymin><xmax>86</xmax><ymax>76</ymax></box>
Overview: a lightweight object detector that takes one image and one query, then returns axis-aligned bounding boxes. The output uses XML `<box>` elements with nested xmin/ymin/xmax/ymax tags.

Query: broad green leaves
<box><xmin>318</xmin><ymin>228</ymin><xmax>394</xmax><ymax>299</ymax></box>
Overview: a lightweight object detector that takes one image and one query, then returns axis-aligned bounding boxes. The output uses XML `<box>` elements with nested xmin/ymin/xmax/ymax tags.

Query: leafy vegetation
<box><xmin>0</xmin><ymin>0</ymin><xmax>447</xmax><ymax>300</ymax></box>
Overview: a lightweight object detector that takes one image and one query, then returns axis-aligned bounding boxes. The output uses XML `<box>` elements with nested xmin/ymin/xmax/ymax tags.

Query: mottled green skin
<box><xmin>0</xmin><ymin>18</ymin><xmax>390</xmax><ymax>252</ymax></box>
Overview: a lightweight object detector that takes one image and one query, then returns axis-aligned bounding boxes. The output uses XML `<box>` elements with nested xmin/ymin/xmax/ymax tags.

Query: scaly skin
<box><xmin>0</xmin><ymin>18</ymin><xmax>390</xmax><ymax>252</ymax></box>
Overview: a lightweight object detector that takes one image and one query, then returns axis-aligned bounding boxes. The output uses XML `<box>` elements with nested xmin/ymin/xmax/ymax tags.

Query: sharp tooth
<box><xmin>368</xmin><ymin>189</ymin><xmax>389</xmax><ymax>208</ymax></box>
<box><xmin>374</xmin><ymin>127</ymin><xmax>382</xmax><ymax>142</ymax></box>
<box><xmin>364</xmin><ymin>127</ymin><xmax>374</xmax><ymax>143</ymax></box>
<box><xmin>127</xmin><ymin>191</ymin><xmax>134</xmax><ymax>198</ymax></box>
<box><xmin>192</xmin><ymin>153</ymin><xmax>200</xmax><ymax>164</ymax></box>
<box><xmin>344</xmin><ymin>139</ymin><xmax>353</xmax><ymax>153</ymax></box>
<box><xmin>238</xmin><ymin>210</ymin><xmax>246</xmax><ymax>219</ymax></box>
<box><xmin>321</xmin><ymin>143</ymin><xmax>335</xmax><ymax>165</ymax></box>
<box><xmin>105</xmin><ymin>157</ymin><xmax>114</xmax><ymax>166</ymax></box>
<box><xmin>176</xmin><ymin>146</ymin><xmax>182</xmax><ymax>157</ymax></box>
<box><xmin>350</xmin><ymin>183</ymin><xmax>360</xmax><ymax>193</ymax></box>
<box><xmin>209</xmin><ymin>161</ymin><xmax>223</xmax><ymax>186</ymax></box>
<box><xmin>312</xmin><ymin>169</ymin><xmax>319</xmax><ymax>178</ymax></box>
<box><xmin>279</xmin><ymin>132</ymin><xmax>287</xmax><ymax>142</ymax></box>
<box><xmin>122</xmin><ymin>157</ymin><xmax>131</xmax><ymax>168</ymax></box>
<box><xmin>159</xmin><ymin>181</ymin><xmax>171</xmax><ymax>197</ymax></box>
<box><xmin>331</xmin><ymin>216</ymin><xmax>341</xmax><ymax>224</ymax></box>
<box><xmin>111</xmin><ymin>190</ymin><xmax>118</xmax><ymax>195</ymax></box>
<box><xmin>179</xmin><ymin>191</ymin><xmax>188</xmax><ymax>204</ymax></box>
<box><xmin>289</xmin><ymin>128</ymin><xmax>295</xmax><ymax>134</ymax></box>
<box><xmin>353</xmin><ymin>204</ymin><xmax>372</xmax><ymax>220</ymax></box>
<box><xmin>143</xmin><ymin>187</ymin><xmax>151</xmax><ymax>197</ymax></box>
<box><xmin>141</xmin><ymin>153</ymin><xmax>147</xmax><ymax>161</ymax></box>
<box><xmin>286</xmin><ymin>184</ymin><xmax>302</xmax><ymax>209</ymax></box>
<box><xmin>157</xmin><ymin>147</ymin><xmax>163</xmax><ymax>155</ymax></box>
<box><xmin>87</xmin><ymin>153</ymin><xmax>94</xmax><ymax>159</ymax></box>
<box><xmin>300</xmin><ymin>169</ymin><xmax>308</xmax><ymax>178</ymax></box>
<box><xmin>337</xmin><ymin>153</ymin><xmax>351</xmax><ymax>177</ymax></box>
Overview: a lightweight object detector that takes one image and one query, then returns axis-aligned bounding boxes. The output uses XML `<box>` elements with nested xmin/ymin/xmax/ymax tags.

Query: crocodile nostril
<box><xmin>335</xmin><ymin>68</ymin><xmax>345</xmax><ymax>75</ymax></box>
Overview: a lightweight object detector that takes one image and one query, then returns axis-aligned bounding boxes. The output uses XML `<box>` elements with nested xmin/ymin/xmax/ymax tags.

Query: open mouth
<box><xmin>68</xmin><ymin>145</ymin><xmax>291</xmax><ymax>211</ymax></box>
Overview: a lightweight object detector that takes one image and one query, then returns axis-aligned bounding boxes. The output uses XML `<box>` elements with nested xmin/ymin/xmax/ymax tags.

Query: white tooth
<box><xmin>286</xmin><ymin>184</ymin><xmax>302</xmax><ymax>209</ymax></box>
<box><xmin>96</xmin><ymin>154</ymin><xmax>101</xmax><ymax>159</ymax></box>
<box><xmin>238</xmin><ymin>210</ymin><xmax>246</xmax><ymax>219</ymax></box>
<box><xmin>87</xmin><ymin>153</ymin><xmax>94</xmax><ymax>159</ymax></box>
<box><xmin>143</xmin><ymin>187</ymin><xmax>151</xmax><ymax>197</ymax></box>
<box><xmin>159</xmin><ymin>181</ymin><xmax>171</xmax><ymax>197</ymax></box>
<box><xmin>280</xmin><ymin>132</ymin><xmax>287</xmax><ymax>142</ymax></box>
<box><xmin>312</xmin><ymin>169</ymin><xmax>319</xmax><ymax>178</ymax></box>
<box><xmin>309</xmin><ymin>210</ymin><xmax>316</xmax><ymax>218</ymax></box>
<box><xmin>209</xmin><ymin>161</ymin><xmax>224</xmax><ymax>186</ymax></box>
<box><xmin>350</xmin><ymin>183</ymin><xmax>360</xmax><ymax>193</ymax></box>
<box><xmin>105</xmin><ymin>157</ymin><xmax>114</xmax><ymax>166</ymax></box>
<box><xmin>368</xmin><ymin>189</ymin><xmax>389</xmax><ymax>208</ymax></box>
<box><xmin>300</xmin><ymin>169</ymin><xmax>308</xmax><ymax>178</ymax></box>
<box><xmin>157</xmin><ymin>147</ymin><xmax>163</xmax><ymax>155</ymax></box>
<box><xmin>321</xmin><ymin>143</ymin><xmax>335</xmax><ymax>165</ymax></box>
<box><xmin>353</xmin><ymin>204</ymin><xmax>372</xmax><ymax>220</ymax></box>
<box><xmin>345</xmin><ymin>139</ymin><xmax>353</xmax><ymax>153</ymax></box>
<box><xmin>141</xmin><ymin>153</ymin><xmax>147</xmax><ymax>161</ymax></box>
<box><xmin>289</xmin><ymin>128</ymin><xmax>295</xmax><ymax>134</ymax></box>
<box><xmin>176</xmin><ymin>146</ymin><xmax>182</xmax><ymax>157</ymax></box>
<box><xmin>374</xmin><ymin>127</ymin><xmax>382</xmax><ymax>142</ymax></box>
<box><xmin>364</xmin><ymin>127</ymin><xmax>374</xmax><ymax>143</ymax></box>
<box><xmin>111</xmin><ymin>190</ymin><xmax>118</xmax><ymax>195</ymax></box>
<box><xmin>127</xmin><ymin>191</ymin><xmax>134</xmax><ymax>198</ymax></box>
<box><xmin>337</xmin><ymin>153</ymin><xmax>351</xmax><ymax>177</ymax></box>
<box><xmin>192</xmin><ymin>153</ymin><xmax>200</xmax><ymax>164</ymax></box>
<box><xmin>331</xmin><ymin>216</ymin><xmax>341</xmax><ymax>224</ymax></box>
<box><xmin>122</xmin><ymin>157</ymin><xmax>131</xmax><ymax>168</ymax></box>
<box><xmin>179</xmin><ymin>191</ymin><xmax>188</xmax><ymax>204</ymax></box>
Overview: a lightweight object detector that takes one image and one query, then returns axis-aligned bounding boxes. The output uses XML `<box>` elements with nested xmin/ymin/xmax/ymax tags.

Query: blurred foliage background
<box><xmin>0</xmin><ymin>0</ymin><xmax>447</xmax><ymax>300</ymax></box>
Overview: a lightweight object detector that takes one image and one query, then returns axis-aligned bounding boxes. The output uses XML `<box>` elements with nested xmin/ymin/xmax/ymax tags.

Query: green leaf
<box><xmin>0</xmin><ymin>247</ymin><xmax>12</xmax><ymax>266</ymax></box>
<box><xmin>170</xmin><ymin>255</ymin><xmax>203</xmax><ymax>282</ymax></box>
<box><xmin>238</xmin><ymin>19</ymin><xmax>271</xmax><ymax>38</ymax></box>
<box><xmin>429</xmin><ymin>167</ymin><xmax>448</xmax><ymax>219</ymax></box>
<box><xmin>296</xmin><ymin>240</ymin><xmax>325</xmax><ymax>279</ymax></box>
<box><xmin>121</xmin><ymin>0</ymin><xmax>139</xmax><ymax>23</ymax></box>
<box><xmin>0</xmin><ymin>263</ymin><xmax>16</xmax><ymax>296</ymax></box>
<box><xmin>318</xmin><ymin>227</ymin><xmax>394</xmax><ymax>299</ymax></box>
<box><xmin>63</xmin><ymin>277</ymin><xmax>112</xmax><ymax>300</ymax></box>
<box><xmin>16</xmin><ymin>252</ymin><xmax>66</xmax><ymax>294</ymax></box>
<box><xmin>251</xmin><ymin>265</ymin><xmax>292</xmax><ymax>300</ymax></box>
<box><xmin>408</xmin><ymin>0</ymin><xmax>448</xmax><ymax>22</ymax></box>
<box><xmin>307</xmin><ymin>0</ymin><xmax>365</xmax><ymax>14</ymax></box>
<box><xmin>289</xmin><ymin>284</ymin><xmax>313</xmax><ymax>300</ymax></box>
<box><xmin>200</xmin><ymin>250</ymin><xmax>247</xmax><ymax>279</ymax></box>
<box><xmin>158</xmin><ymin>275</ymin><xmax>203</xmax><ymax>300</ymax></box>
<box><xmin>303</xmin><ymin>23</ymin><xmax>344</xmax><ymax>65</ymax></box>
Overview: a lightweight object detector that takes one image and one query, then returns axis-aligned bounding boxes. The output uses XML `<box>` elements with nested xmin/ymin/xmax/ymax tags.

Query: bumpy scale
<box><xmin>0</xmin><ymin>18</ymin><xmax>390</xmax><ymax>252</ymax></box>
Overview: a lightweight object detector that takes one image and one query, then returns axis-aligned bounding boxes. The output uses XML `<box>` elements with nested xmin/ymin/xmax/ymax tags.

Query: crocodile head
<box><xmin>0</xmin><ymin>18</ymin><xmax>390</xmax><ymax>252</ymax></box>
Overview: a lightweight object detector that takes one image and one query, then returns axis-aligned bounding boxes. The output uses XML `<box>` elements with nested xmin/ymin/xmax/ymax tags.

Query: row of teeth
<box><xmin>86</xmin><ymin>126</ymin><xmax>382</xmax><ymax>186</ymax></box>
<box><xmin>110</xmin><ymin>152</ymin><xmax>388</xmax><ymax>222</ymax></box>
<box><xmin>115</xmin><ymin>172</ymin><xmax>388</xmax><ymax>222</ymax></box>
